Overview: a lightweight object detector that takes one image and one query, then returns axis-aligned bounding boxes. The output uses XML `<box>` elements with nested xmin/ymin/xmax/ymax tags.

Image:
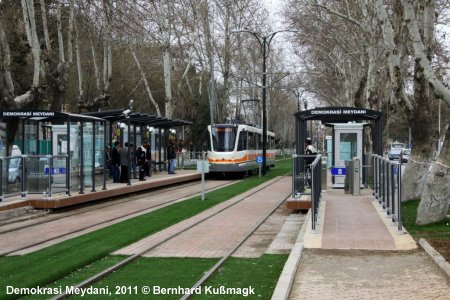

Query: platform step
<box><xmin>286</xmin><ymin>195</ymin><xmax>311</xmax><ymax>210</ymax></box>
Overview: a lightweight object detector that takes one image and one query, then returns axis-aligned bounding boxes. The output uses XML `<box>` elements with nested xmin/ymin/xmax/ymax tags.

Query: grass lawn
<box><xmin>0</xmin><ymin>158</ymin><xmax>292</xmax><ymax>299</ymax></box>
<box><xmin>402</xmin><ymin>199</ymin><xmax>450</xmax><ymax>261</ymax></box>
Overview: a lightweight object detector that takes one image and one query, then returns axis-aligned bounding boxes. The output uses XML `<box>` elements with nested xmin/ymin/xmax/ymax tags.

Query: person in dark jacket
<box><xmin>305</xmin><ymin>137</ymin><xmax>318</xmax><ymax>187</ymax></box>
<box><xmin>167</xmin><ymin>141</ymin><xmax>177</xmax><ymax>174</ymax></box>
<box><xmin>119</xmin><ymin>142</ymin><xmax>130</xmax><ymax>183</ymax></box>
<box><xmin>111</xmin><ymin>141</ymin><xmax>121</xmax><ymax>183</ymax></box>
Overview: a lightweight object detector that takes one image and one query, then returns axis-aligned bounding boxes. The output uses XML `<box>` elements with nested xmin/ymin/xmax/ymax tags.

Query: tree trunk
<box><xmin>401</xmin><ymin>0</ymin><xmax>450</xmax><ymax>224</ymax></box>
<box><xmin>56</xmin><ymin>2</ymin><xmax>65</xmax><ymax>63</ymax></box>
<box><xmin>67</xmin><ymin>0</ymin><xmax>74</xmax><ymax>64</ymax></box>
<box><xmin>0</xmin><ymin>21</ymin><xmax>14</xmax><ymax>104</ymax></box>
<box><xmin>132</xmin><ymin>50</ymin><xmax>162</xmax><ymax>116</ymax></box>
<box><xmin>21</xmin><ymin>0</ymin><xmax>40</xmax><ymax>88</ymax></box>
<box><xmin>163</xmin><ymin>45</ymin><xmax>173</xmax><ymax>118</ymax></box>
<box><xmin>416</xmin><ymin>125</ymin><xmax>450</xmax><ymax>224</ymax></box>
<box><xmin>89</xmin><ymin>30</ymin><xmax>101</xmax><ymax>93</ymax></box>
<box><xmin>40</xmin><ymin>0</ymin><xmax>51</xmax><ymax>52</ymax></box>
<box><xmin>74</xmin><ymin>20</ymin><xmax>84</xmax><ymax>111</ymax></box>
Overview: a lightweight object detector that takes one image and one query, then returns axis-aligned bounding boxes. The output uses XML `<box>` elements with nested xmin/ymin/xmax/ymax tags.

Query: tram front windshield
<box><xmin>211</xmin><ymin>127</ymin><xmax>237</xmax><ymax>152</ymax></box>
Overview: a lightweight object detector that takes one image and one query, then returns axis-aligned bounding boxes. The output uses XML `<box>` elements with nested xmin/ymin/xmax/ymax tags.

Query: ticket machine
<box><xmin>330</xmin><ymin>123</ymin><xmax>366</xmax><ymax>188</ymax></box>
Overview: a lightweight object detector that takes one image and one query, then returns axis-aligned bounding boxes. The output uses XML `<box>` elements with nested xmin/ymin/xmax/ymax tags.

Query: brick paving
<box><xmin>114</xmin><ymin>177</ymin><xmax>292</xmax><ymax>258</ymax></box>
<box><xmin>0</xmin><ymin>180</ymin><xmax>231</xmax><ymax>255</ymax></box>
<box><xmin>321</xmin><ymin>189</ymin><xmax>396</xmax><ymax>250</ymax></box>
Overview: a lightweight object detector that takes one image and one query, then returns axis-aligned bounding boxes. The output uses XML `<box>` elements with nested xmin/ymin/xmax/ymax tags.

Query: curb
<box><xmin>271</xmin><ymin>210</ymin><xmax>310</xmax><ymax>300</ymax></box>
<box><xmin>419</xmin><ymin>238</ymin><xmax>450</xmax><ymax>277</ymax></box>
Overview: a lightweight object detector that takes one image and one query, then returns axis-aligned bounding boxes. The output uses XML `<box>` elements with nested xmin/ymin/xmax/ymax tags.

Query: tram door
<box><xmin>333</xmin><ymin>124</ymin><xmax>364</xmax><ymax>188</ymax></box>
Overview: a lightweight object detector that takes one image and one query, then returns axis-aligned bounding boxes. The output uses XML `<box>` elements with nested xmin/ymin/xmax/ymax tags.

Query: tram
<box><xmin>207</xmin><ymin>122</ymin><xmax>276</xmax><ymax>174</ymax></box>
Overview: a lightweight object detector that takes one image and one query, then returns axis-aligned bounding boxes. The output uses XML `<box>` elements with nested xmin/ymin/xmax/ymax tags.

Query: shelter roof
<box><xmin>0</xmin><ymin>109</ymin><xmax>105</xmax><ymax>122</ymax></box>
<box><xmin>82</xmin><ymin>109</ymin><xmax>192</xmax><ymax>128</ymax></box>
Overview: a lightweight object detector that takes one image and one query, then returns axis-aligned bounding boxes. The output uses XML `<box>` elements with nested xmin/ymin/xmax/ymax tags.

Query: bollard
<box><xmin>352</xmin><ymin>157</ymin><xmax>361</xmax><ymax>196</ymax></box>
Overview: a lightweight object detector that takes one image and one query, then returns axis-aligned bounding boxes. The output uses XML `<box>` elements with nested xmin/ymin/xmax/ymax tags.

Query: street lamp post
<box><xmin>231</xmin><ymin>29</ymin><xmax>297</xmax><ymax>175</ymax></box>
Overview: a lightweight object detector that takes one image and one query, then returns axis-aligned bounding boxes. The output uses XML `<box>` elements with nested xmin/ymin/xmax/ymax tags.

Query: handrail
<box><xmin>310</xmin><ymin>155</ymin><xmax>322</xmax><ymax>232</ymax></box>
<box><xmin>291</xmin><ymin>153</ymin><xmax>322</xmax><ymax>232</ymax></box>
<box><xmin>372</xmin><ymin>154</ymin><xmax>403</xmax><ymax>233</ymax></box>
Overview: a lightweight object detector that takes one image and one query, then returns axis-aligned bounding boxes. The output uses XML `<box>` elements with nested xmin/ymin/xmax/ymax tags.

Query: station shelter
<box><xmin>0</xmin><ymin>109</ymin><xmax>191</xmax><ymax>202</ymax></box>
<box><xmin>82</xmin><ymin>109</ymin><xmax>192</xmax><ymax>173</ymax></box>
<box><xmin>293</xmin><ymin>106</ymin><xmax>383</xmax><ymax>194</ymax></box>
<box><xmin>0</xmin><ymin>110</ymin><xmax>107</xmax><ymax>200</ymax></box>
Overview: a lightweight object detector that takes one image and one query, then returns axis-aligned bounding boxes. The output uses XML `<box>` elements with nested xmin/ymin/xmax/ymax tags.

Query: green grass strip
<box><xmin>0</xmin><ymin>159</ymin><xmax>292</xmax><ymax>299</ymax></box>
<box><xmin>24</xmin><ymin>254</ymin><xmax>287</xmax><ymax>299</ymax></box>
<box><xmin>402</xmin><ymin>199</ymin><xmax>450</xmax><ymax>240</ymax></box>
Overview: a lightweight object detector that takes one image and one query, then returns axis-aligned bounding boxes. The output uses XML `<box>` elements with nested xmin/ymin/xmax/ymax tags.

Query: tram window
<box><xmin>237</xmin><ymin>131</ymin><xmax>247</xmax><ymax>151</ymax></box>
<box><xmin>248</xmin><ymin>132</ymin><xmax>255</xmax><ymax>150</ymax></box>
<box><xmin>211</xmin><ymin>127</ymin><xmax>237</xmax><ymax>152</ymax></box>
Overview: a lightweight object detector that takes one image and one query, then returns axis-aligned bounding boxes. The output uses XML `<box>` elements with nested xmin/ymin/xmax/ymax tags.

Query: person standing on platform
<box><xmin>167</xmin><ymin>141</ymin><xmax>177</xmax><ymax>174</ymax></box>
<box><xmin>111</xmin><ymin>141</ymin><xmax>121</xmax><ymax>183</ymax></box>
<box><xmin>145</xmin><ymin>141</ymin><xmax>152</xmax><ymax>176</ymax></box>
<box><xmin>136</xmin><ymin>141</ymin><xmax>147</xmax><ymax>181</ymax></box>
<box><xmin>305</xmin><ymin>137</ymin><xmax>318</xmax><ymax>187</ymax></box>
<box><xmin>104</xmin><ymin>145</ymin><xmax>113</xmax><ymax>180</ymax></box>
<box><xmin>120</xmin><ymin>142</ymin><xmax>130</xmax><ymax>183</ymax></box>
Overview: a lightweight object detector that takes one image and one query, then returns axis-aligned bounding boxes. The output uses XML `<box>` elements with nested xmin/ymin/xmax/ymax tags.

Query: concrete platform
<box><xmin>0</xmin><ymin>170</ymin><xmax>200</xmax><ymax>211</ymax></box>
<box><xmin>303</xmin><ymin>187</ymin><xmax>417</xmax><ymax>251</ymax></box>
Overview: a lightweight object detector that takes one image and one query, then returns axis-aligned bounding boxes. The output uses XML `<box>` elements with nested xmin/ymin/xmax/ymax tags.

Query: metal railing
<box><xmin>292</xmin><ymin>154</ymin><xmax>322</xmax><ymax>232</ymax></box>
<box><xmin>177</xmin><ymin>151</ymin><xmax>207</xmax><ymax>168</ymax></box>
<box><xmin>0</xmin><ymin>154</ymin><xmax>69</xmax><ymax>202</ymax></box>
<box><xmin>372</xmin><ymin>154</ymin><xmax>403</xmax><ymax>232</ymax></box>
<box><xmin>310</xmin><ymin>155</ymin><xmax>322</xmax><ymax>232</ymax></box>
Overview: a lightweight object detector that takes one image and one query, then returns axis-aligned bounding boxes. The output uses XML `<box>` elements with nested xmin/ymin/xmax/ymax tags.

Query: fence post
<box><xmin>48</xmin><ymin>155</ymin><xmax>53</xmax><ymax>198</ymax></box>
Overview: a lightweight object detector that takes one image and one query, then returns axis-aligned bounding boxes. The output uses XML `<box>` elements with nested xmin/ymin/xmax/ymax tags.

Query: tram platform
<box><xmin>273</xmin><ymin>181</ymin><xmax>419</xmax><ymax>300</ymax></box>
<box><xmin>0</xmin><ymin>170</ymin><xmax>200</xmax><ymax>211</ymax></box>
<box><xmin>302</xmin><ymin>187</ymin><xmax>417</xmax><ymax>251</ymax></box>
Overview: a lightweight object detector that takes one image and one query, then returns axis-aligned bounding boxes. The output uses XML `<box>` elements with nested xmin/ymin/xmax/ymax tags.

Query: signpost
<box><xmin>256</xmin><ymin>156</ymin><xmax>264</xmax><ymax>177</ymax></box>
<box><xmin>196</xmin><ymin>160</ymin><xmax>209</xmax><ymax>200</ymax></box>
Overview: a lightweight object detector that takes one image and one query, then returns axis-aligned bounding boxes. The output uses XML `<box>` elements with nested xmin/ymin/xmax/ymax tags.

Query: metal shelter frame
<box><xmin>294</xmin><ymin>106</ymin><xmax>383</xmax><ymax>193</ymax></box>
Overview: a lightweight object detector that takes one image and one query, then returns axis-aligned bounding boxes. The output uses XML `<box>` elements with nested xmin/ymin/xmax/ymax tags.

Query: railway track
<box><xmin>51</xmin><ymin>175</ymin><xmax>290</xmax><ymax>300</ymax></box>
<box><xmin>0</xmin><ymin>179</ymin><xmax>236</xmax><ymax>256</ymax></box>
